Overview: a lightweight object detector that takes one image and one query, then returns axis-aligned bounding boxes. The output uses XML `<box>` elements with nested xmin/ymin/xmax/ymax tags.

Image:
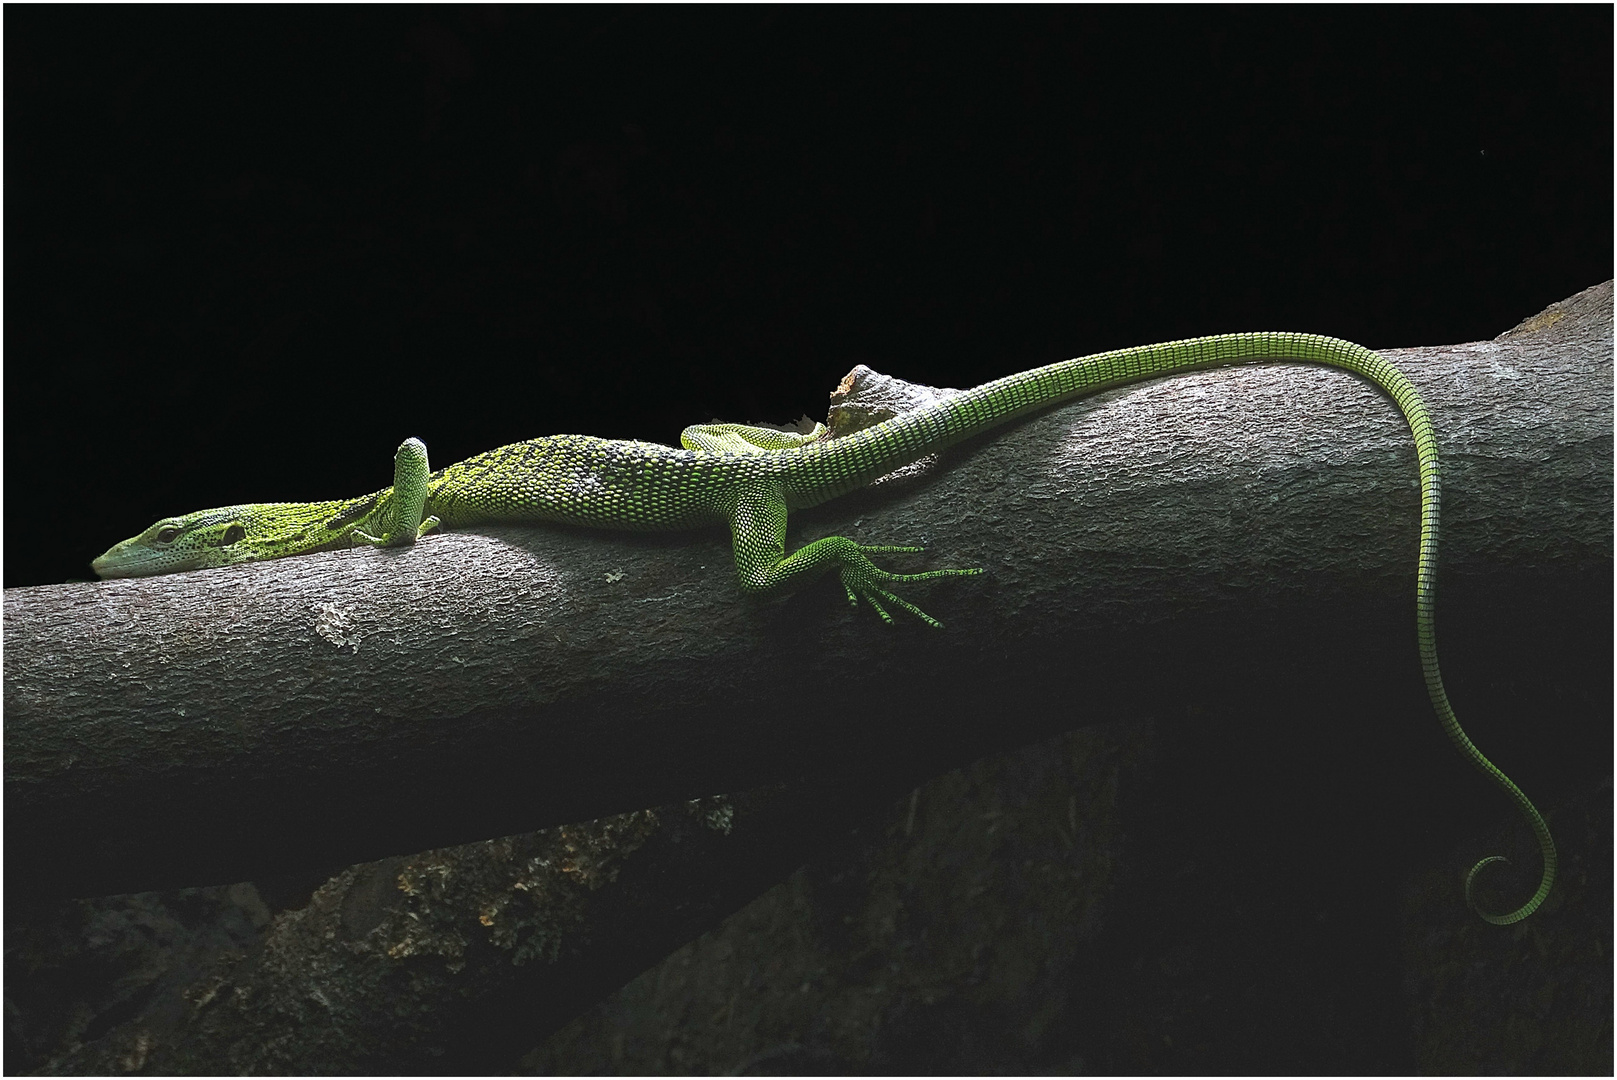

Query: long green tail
<box><xmin>806</xmin><ymin>332</ymin><xmax>1556</xmax><ymax>922</ymax></box>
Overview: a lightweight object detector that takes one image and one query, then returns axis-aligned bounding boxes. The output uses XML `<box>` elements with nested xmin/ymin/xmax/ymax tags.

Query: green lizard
<box><xmin>91</xmin><ymin>331</ymin><xmax>1555</xmax><ymax>925</ymax></box>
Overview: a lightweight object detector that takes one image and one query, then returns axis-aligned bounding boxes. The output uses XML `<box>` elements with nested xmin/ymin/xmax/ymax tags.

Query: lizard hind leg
<box><xmin>726</xmin><ymin>483</ymin><xmax>981</xmax><ymax>628</ymax></box>
<box><xmin>681</xmin><ymin>421</ymin><xmax>828</xmax><ymax>454</ymax></box>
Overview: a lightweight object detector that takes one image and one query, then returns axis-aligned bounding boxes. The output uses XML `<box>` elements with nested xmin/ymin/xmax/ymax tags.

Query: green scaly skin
<box><xmin>92</xmin><ymin>331</ymin><xmax>1555</xmax><ymax>924</ymax></box>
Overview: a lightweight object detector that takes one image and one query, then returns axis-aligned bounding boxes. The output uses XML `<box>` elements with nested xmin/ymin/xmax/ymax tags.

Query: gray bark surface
<box><xmin>6</xmin><ymin>282</ymin><xmax>1612</xmax><ymax>900</ymax></box>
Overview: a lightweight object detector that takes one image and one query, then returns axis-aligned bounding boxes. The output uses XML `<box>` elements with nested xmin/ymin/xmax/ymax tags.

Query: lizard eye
<box><xmin>155</xmin><ymin>526</ymin><xmax>181</xmax><ymax>544</ymax></box>
<box><xmin>221</xmin><ymin>524</ymin><xmax>246</xmax><ymax>545</ymax></box>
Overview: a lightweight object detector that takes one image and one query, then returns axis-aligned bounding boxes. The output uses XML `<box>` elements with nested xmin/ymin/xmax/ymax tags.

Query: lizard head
<box><xmin>92</xmin><ymin>497</ymin><xmax>390</xmax><ymax>579</ymax></box>
<box><xmin>92</xmin><ymin>509</ymin><xmax>254</xmax><ymax>579</ymax></box>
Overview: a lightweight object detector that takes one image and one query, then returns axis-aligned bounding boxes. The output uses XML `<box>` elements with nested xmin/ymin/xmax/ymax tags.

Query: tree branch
<box><xmin>31</xmin><ymin>777</ymin><xmax>932</xmax><ymax>1075</ymax></box>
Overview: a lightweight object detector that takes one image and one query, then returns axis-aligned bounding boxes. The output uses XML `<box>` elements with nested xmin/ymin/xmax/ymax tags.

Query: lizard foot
<box><xmin>835</xmin><ymin>544</ymin><xmax>982</xmax><ymax>628</ymax></box>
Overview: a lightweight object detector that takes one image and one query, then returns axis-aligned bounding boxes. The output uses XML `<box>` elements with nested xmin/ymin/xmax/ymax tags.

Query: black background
<box><xmin>4</xmin><ymin>6</ymin><xmax>1610</xmax><ymax>587</ymax></box>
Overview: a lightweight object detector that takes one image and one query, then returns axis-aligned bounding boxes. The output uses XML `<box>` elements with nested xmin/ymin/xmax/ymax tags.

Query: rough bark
<box><xmin>6</xmin><ymin>282</ymin><xmax>1612</xmax><ymax>902</ymax></box>
<box><xmin>24</xmin><ymin>777</ymin><xmax>932</xmax><ymax>1075</ymax></box>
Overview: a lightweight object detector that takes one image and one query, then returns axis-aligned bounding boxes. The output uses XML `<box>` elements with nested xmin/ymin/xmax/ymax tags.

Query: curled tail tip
<box><xmin>1464</xmin><ymin>853</ymin><xmax>1555</xmax><ymax>926</ymax></box>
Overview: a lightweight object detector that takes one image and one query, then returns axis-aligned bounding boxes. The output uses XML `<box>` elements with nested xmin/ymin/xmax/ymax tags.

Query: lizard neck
<box><xmin>233</xmin><ymin>493</ymin><xmax>393</xmax><ymax>563</ymax></box>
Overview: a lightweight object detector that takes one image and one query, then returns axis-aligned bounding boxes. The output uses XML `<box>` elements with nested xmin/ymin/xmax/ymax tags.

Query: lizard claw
<box><xmin>836</xmin><ymin>543</ymin><xmax>982</xmax><ymax>628</ymax></box>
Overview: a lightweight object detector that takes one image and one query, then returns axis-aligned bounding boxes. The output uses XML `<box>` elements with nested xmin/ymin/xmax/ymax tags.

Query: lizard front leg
<box><xmin>350</xmin><ymin>438</ymin><xmax>441</xmax><ymax>548</ymax></box>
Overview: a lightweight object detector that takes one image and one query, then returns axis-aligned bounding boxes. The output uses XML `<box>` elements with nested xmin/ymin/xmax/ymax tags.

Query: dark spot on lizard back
<box><xmin>325</xmin><ymin>493</ymin><xmax>380</xmax><ymax>530</ymax></box>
